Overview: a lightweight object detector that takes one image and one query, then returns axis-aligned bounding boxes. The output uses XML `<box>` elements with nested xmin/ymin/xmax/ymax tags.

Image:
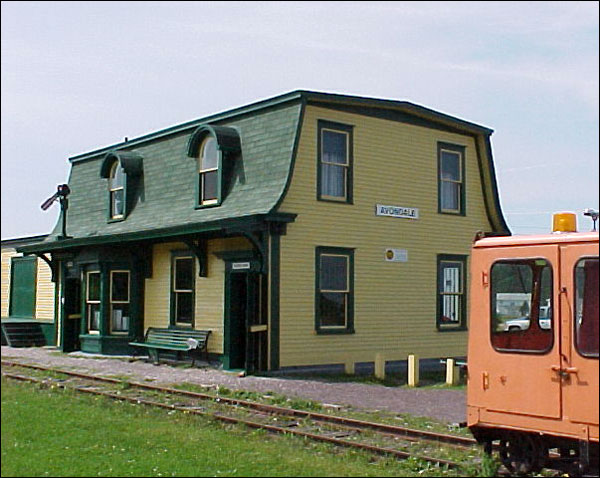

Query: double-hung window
<box><xmin>438</xmin><ymin>143</ymin><xmax>465</xmax><ymax>215</ymax></box>
<box><xmin>318</xmin><ymin>120</ymin><xmax>353</xmax><ymax>203</ymax></box>
<box><xmin>171</xmin><ymin>253</ymin><xmax>195</xmax><ymax>326</ymax></box>
<box><xmin>86</xmin><ymin>271</ymin><xmax>101</xmax><ymax>334</ymax></box>
<box><xmin>110</xmin><ymin>271</ymin><xmax>130</xmax><ymax>334</ymax></box>
<box><xmin>315</xmin><ymin>247</ymin><xmax>354</xmax><ymax>333</ymax></box>
<box><xmin>437</xmin><ymin>255</ymin><xmax>467</xmax><ymax>330</ymax></box>
<box><xmin>108</xmin><ymin>161</ymin><xmax>126</xmax><ymax>219</ymax></box>
<box><xmin>198</xmin><ymin>137</ymin><xmax>219</xmax><ymax>206</ymax></box>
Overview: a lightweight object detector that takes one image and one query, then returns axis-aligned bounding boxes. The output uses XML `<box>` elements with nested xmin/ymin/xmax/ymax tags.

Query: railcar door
<box><xmin>473</xmin><ymin>245</ymin><xmax>562</xmax><ymax>419</ymax></box>
<box><xmin>559</xmin><ymin>243</ymin><xmax>599</xmax><ymax>435</ymax></box>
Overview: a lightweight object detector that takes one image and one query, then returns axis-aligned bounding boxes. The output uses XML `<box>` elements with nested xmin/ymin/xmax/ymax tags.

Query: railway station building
<box><xmin>15</xmin><ymin>90</ymin><xmax>510</xmax><ymax>372</ymax></box>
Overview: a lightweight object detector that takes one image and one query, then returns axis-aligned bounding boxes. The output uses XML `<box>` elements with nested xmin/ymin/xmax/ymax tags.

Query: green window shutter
<box><xmin>9</xmin><ymin>257</ymin><xmax>37</xmax><ymax>319</ymax></box>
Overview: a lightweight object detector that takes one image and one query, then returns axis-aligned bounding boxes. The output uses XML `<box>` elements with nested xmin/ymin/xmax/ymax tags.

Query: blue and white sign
<box><xmin>376</xmin><ymin>204</ymin><xmax>419</xmax><ymax>220</ymax></box>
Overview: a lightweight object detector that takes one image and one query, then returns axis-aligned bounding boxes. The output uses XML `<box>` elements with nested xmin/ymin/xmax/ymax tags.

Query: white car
<box><xmin>503</xmin><ymin>307</ymin><xmax>552</xmax><ymax>332</ymax></box>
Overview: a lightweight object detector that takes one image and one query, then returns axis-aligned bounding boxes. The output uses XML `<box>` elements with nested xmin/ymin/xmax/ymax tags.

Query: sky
<box><xmin>1</xmin><ymin>1</ymin><xmax>598</xmax><ymax>239</ymax></box>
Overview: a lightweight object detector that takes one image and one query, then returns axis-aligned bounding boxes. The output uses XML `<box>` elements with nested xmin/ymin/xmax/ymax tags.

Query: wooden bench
<box><xmin>129</xmin><ymin>327</ymin><xmax>211</xmax><ymax>366</ymax></box>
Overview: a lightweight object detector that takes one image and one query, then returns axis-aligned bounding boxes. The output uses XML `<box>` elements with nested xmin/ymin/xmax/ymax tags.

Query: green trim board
<box><xmin>436</xmin><ymin>254</ymin><xmax>468</xmax><ymax>331</ymax></box>
<box><xmin>18</xmin><ymin>213</ymin><xmax>296</xmax><ymax>254</ymax></box>
<box><xmin>269</xmin><ymin>233</ymin><xmax>280</xmax><ymax>370</ymax></box>
<box><xmin>316</xmin><ymin>119</ymin><xmax>354</xmax><ymax>204</ymax></box>
<box><xmin>314</xmin><ymin>246</ymin><xmax>355</xmax><ymax>335</ymax></box>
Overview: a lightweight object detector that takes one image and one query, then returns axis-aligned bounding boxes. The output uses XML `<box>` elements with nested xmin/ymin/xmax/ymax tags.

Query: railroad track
<box><xmin>1</xmin><ymin>360</ymin><xmax>474</xmax><ymax>470</ymax></box>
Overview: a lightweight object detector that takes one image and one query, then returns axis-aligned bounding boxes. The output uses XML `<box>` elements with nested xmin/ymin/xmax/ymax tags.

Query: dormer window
<box><xmin>100</xmin><ymin>150</ymin><xmax>144</xmax><ymax>222</ymax></box>
<box><xmin>186</xmin><ymin>124</ymin><xmax>242</xmax><ymax>209</ymax></box>
<box><xmin>198</xmin><ymin>137</ymin><xmax>219</xmax><ymax>205</ymax></box>
<box><xmin>109</xmin><ymin>161</ymin><xmax>126</xmax><ymax>219</ymax></box>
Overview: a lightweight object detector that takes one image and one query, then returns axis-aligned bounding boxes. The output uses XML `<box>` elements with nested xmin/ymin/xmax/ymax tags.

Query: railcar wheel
<box><xmin>499</xmin><ymin>432</ymin><xmax>545</xmax><ymax>475</ymax></box>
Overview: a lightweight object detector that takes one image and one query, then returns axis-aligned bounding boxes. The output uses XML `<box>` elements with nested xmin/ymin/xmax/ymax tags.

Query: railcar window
<box><xmin>490</xmin><ymin>259</ymin><xmax>553</xmax><ymax>353</ymax></box>
<box><xmin>575</xmin><ymin>258</ymin><xmax>599</xmax><ymax>358</ymax></box>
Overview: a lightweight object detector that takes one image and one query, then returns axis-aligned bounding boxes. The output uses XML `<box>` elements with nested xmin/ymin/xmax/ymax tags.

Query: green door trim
<box><xmin>222</xmin><ymin>255</ymin><xmax>261</xmax><ymax>371</ymax></box>
<box><xmin>9</xmin><ymin>256</ymin><xmax>37</xmax><ymax>319</ymax></box>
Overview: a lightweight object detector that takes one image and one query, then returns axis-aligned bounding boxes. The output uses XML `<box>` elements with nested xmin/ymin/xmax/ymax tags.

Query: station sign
<box><xmin>376</xmin><ymin>204</ymin><xmax>419</xmax><ymax>220</ymax></box>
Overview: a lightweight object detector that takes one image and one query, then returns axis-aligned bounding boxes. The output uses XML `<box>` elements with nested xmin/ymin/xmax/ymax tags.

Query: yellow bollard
<box><xmin>375</xmin><ymin>353</ymin><xmax>386</xmax><ymax>380</ymax></box>
<box><xmin>408</xmin><ymin>354</ymin><xmax>419</xmax><ymax>387</ymax></box>
<box><xmin>446</xmin><ymin>358</ymin><xmax>460</xmax><ymax>385</ymax></box>
<box><xmin>344</xmin><ymin>356</ymin><xmax>355</xmax><ymax>375</ymax></box>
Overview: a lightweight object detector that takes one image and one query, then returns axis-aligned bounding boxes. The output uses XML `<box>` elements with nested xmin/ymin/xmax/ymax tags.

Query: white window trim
<box><xmin>109</xmin><ymin>270</ymin><xmax>130</xmax><ymax>335</ymax></box>
<box><xmin>86</xmin><ymin>271</ymin><xmax>101</xmax><ymax>335</ymax></box>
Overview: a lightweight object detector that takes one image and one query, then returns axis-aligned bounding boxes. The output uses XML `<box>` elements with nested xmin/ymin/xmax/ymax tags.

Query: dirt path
<box><xmin>1</xmin><ymin>346</ymin><xmax>466</xmax><ymax>423</ymax></box>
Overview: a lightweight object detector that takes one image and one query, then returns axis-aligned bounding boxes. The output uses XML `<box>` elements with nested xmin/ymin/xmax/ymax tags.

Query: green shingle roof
<box><xmin>40</xmin><ymin>100</ymin><xmax>303</xmax><ymax>248</ymax></box>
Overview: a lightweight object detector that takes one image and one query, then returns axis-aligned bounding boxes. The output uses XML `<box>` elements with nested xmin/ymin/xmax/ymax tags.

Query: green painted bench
<box><xmin>129</xmin><ymin>327</ymin><xmax>211</xmax><ymax>366</ymax></box>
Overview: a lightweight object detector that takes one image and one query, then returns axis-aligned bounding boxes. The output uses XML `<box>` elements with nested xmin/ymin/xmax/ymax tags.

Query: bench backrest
<box><xmin>145</xmin><ymin>327</ymin><xmax>211</xmax><ymax>348</ymax></box>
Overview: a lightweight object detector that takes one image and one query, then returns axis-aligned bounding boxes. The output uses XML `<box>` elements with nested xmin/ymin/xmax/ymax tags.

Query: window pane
<box><xmin>111</xmin><ymin>189</ymin><xmax>124</xmax><ymax>217</ymax></box>
<box><xmin>89</xmin><ymin>303</ymin><xmax>100</xmax><ymax>331</ymax></box>
<box><xmin>322</xmin><ymin>130</ymin><xmax>347</xmax><ymax>165</ymax></box>
<box><xmin>110</xmin><ymin>163</ymin><xmax>126</xmax><ymax>189</ymax></box>
<box><xmin>201</xmin><ymin>171</ymin><xmax>218</xmax><ymax>202</ymax></box>
<box><xmin>111</xmin><ymin>304</ymin><xmax>130</xmax><ymax>332</ymax></box>
<box><xmin>111</xmin><ymin>272</ymin><xmax>129</xmax><ymax>302</ymax></box>
<box><xmin>439</xmin><ymin>261</ymin><xmax>463</xmax><ymax>325</ymax></box>
<box><xmin>176</xmin><ymin>292</ymin><xmax>193</xmax><ymax>324</ymax></box>
<box><xmin>319</xmin><ymin>292</ymin><xmax>346</xmax><ymax>327</ymax></box>
<box><xmin>175</xmin><ymin>258</ymin><xmax>194</xmax><ymax>290</ymax></box>
<box><xmin>88</xmin><ymin>273</ymin><xmax>101</xmax><ymax>301</ymax></box>
<box><xmin>575</xmin><ymin>258</ymin><xmax>599</xmax><ymax>357</ymax></box>
<box><xmin>321</xmin><ymin>163</ymin><xmax>345</xmax><ymax>198</ymax></box>
<box><xmin>442</xmin><ymin>262</ymin><xmax>462</xmax><ymax>293</ymax></box>
<box><xmin>441</xmin><ymin>151</ymin><xmax>460</xmax><ymax>181</ymax></box>
<box><xmin>491</xmin><ymin>260</ymin><xmax>553</xmax><ymax>352</ymax></box>
<box><xmin>441</xmin><ymin>181</ymin><xmax>459</xmax><ymax>211</ymax></box>
<box><xmin>442</xmin><ymin>295</ymin><xmax>461</xmax><ymax>324</ymax></box>
<box><xmin>320</xmin><ymin>255</ymin><xmax>348</xmax><ymax>291</ymax></box>
<box><xmin>200</xmin><ymin>138</ymin><xmax>218</xmax><ymax>171</ymax></box>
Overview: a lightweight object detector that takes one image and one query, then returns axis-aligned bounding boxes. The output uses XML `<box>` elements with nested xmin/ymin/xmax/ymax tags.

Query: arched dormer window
<box><xmin>198</xmin><ymin>137</ymin><xmax>219</xmax><ymax>206</ymax></box>
<box><xmin>100</xmin><ymin>150</ymin><xmax>143</xmax><ymax>222</ymax></box>
<box><xmin>187</xmin><ymin>124</ymin><xmax>241</xmax><ymax>209</ymax></box>
<box><xmin>109</xmin><ymin>161</ymin><xmax>126</xmax><ymax>219</ymax></box>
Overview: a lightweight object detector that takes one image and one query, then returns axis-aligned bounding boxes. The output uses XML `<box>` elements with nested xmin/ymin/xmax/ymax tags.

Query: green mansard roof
<box><xmin>21</xmin><ymin>90</ymin><xmax>509</xmax><ymax>253</ymax></box>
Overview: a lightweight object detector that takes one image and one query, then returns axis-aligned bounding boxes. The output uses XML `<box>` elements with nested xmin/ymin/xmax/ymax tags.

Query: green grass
<box><xmin>1</xmin><ymin>377</ymin><xmax>477</xmax><ymax>477</ymax></box>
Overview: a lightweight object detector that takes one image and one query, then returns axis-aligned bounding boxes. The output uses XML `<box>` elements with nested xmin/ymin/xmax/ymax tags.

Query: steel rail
<box><xmin>2</xmin><ymin>369</ymin><xmax>462</xmax><ymax>470</ymax></box>
<box><xmin>0</xmin><ymin>359</ymin><xmax>475</xmax><ymax>448</ymax></box>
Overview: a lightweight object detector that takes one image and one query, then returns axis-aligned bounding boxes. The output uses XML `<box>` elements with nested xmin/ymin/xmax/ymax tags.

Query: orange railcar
<box><xmin>467</xmin><ymin>213</ymin><xmax>599</xmax><ymax>475</ymax></box>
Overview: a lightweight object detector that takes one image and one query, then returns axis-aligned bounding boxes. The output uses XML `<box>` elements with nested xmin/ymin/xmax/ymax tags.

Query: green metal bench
<box><xmin>129</xmin><ymin>327</ymin><xmax>211</xmax><ymax>366</ymax></box>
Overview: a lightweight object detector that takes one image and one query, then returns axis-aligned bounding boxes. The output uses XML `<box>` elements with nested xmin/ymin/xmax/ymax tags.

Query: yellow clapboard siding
<box><xmin>144</xmin><ymin>238</ymin><xmax>251</xmax><ymax>355</ymax></box>
<box><xmin>1</xmin><ymin>248</ymin><xmax>14</xmax><ymax>318</ymax></box>
<box><xmin>35</xmin><ymin>259</ymin><xmax>55</xmax><ymax>321</ymax></box>
<box><xmin>277</xmin><ymin>105</ymin><xmax>491</xmax><ymax>367</ymax></box>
